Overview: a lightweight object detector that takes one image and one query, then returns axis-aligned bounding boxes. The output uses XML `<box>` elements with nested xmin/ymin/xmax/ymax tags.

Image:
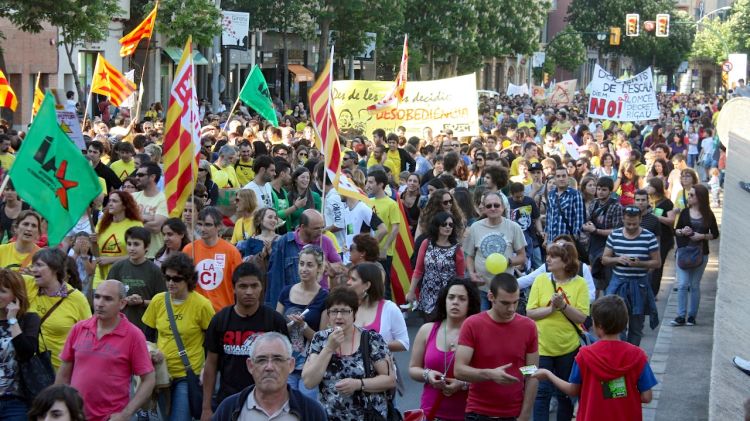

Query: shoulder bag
<box><xmin>360</xmin><ymin>330</ymin><xmax>402</xmax><ymax>421</ymax></box>
<box><xmin>165</xmin><ymin>293</ymin><xmax>203</xmax><ymax>419</ymax></box>
<box><xmin>19</xmin><ymin>295</ymin><xmax>64</xmax><ymax>399</ymax></box>
<box><xmin>675</xmin><ymin>210</ymin><xmax>704</xmax><ymax>270</ymax></box>
<box><xmin>550</xmin><ymin>277</ymin><xmax>595</xmax><ymax>347</ymax></box>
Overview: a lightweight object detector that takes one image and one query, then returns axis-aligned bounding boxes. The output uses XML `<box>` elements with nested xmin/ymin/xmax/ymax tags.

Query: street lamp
<box><xmin>596</xmin><ymin>32</ymin><xmax>607</xmax><ymax>42</ymax></box>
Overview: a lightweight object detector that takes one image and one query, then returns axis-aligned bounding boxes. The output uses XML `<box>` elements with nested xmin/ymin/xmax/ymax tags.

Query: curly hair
<box><xmin>419</xmin><ymin>189</ymin><xmax>465</xmax><ymax>238</ymax></box>
<box><xmin>546</xmin><ymin>241</ymin><xmax>580</xmax><ymax>278</ymax></box>
<box><xmin>351</xmin><ymin>234</ymin><xmax>380</xmax><ymax>262</ymax></box>
<box><xmin>98</xmin><ymin>191</ymin><xmax>142</xmax><ymax>233</ymax></box>
<box><xmin>429</xmin><ymin>278</ymin><xmax>481</xmax><ymax>322</ymax></box>
<box><xmin>161</xmin><ymin>252</ymin><xmax>197</xmax><ymax>291</ymax></box>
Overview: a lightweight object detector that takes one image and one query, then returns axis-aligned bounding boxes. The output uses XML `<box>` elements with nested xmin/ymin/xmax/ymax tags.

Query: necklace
<box><xmin>443</xmin><ymin>321</ymin><xmax>457</xmax><ymax>376</ymax></box>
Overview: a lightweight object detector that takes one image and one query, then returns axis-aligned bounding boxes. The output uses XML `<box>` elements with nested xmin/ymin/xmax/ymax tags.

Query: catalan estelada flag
<box><xmin>0</xmin><ymin>70</ymin><xmax>18</xmax><ymax>112</ymax></box>
<box><xmin>309</xmin><ymin>47</ymin><xmax>342</xmax><ymax>187</ymax></box>
<box><xmin>390</xmin><ymin>192</ymin><xmax>414</xmax><ymax>305</ymax></box>
<box><xmin>367</xmin><ymin>34</ymin><xmax>408</xmax><ymax>113</ymax></box>
<box><xmin>31</xmin><ymin>73</ymin><xmax>44</xmax><ymax>118</ymax></box>
<box><xmin>163</xmin><ymin>36</ymin><xmax>201</xmax><ymax>217</ymax></box>
<box><xmin>91</xmin><ymin>54</ymin><xmax>136</xmax><ymax>107</ymax></box>
<box><xmin>119</xmin><ymin>3</ymin><xmax>158</xmax><ymax>57</ymax></box>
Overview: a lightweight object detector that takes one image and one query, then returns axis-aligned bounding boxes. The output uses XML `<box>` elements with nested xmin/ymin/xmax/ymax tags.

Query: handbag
<box><xmin>165</xmin><ymin>293</ymin><xmax>203</xmax><ymax>420</ymax></box>
<box><xmin>19</xmin><ymin>297</ymin><xmax>65</xmax><ymax>399</ymax></box>
<box><xmin>550</xmin><ymin>277</ymin><xmax>595</xmax><ymax>347</ymax></box>
<box><xmin>360</xmin><ymin>330</ymin><xmax>402</xmax><ymax>421</ymax></box>
<box><xmin>677</xmin><ymin>244</ymin><xmax>703</xmax><ymax>269</ymax></box>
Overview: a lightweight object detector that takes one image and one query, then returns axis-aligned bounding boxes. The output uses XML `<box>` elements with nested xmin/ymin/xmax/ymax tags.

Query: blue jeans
<box><xmin>675</xmin><ymin>253</ymin><xmax>709</xmax><ymax>319</ymax></box>
<box><xmin>158</xmin><ymin>377</ymin><xmax>190</xmax><ymax>421</ymax></box>
<box><xmin>534</xmin><ymin>350</ymin><xmax>577</xmax><ymax>421</ymax></box>
<box><xmin>606</xmin><ymin>274</ymin><xmax>647</xmax><ymax>346</ymax></box>
<box><xmin>0</xmin><ymin>397</ymin><xmax>28</xmax><ymax>421</ymax></box>
<box><xmin>287</xmin><ymin>370</ymin><xmax>318</xmax><ymax>400</ymax></box>
<box><xmin>687</xmin><ymin>153</ymin><xmax>699</xmax><ymax>168</ymax></box>
<box><xmin>480</xmin><ymin>290</ymin><xmax>491</xmax><ymax>311</ymax></box>
<box><xmin>530</xmin><ymin>246</ymin><xmax>544</xmax><ymax>270</ymax></box>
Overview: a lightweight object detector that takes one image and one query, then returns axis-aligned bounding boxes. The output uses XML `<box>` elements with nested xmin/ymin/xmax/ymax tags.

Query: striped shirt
<box><xmin>606</xmin><ymin>228</ymin><xmax>659</xmax><ymax>278</ymax></box>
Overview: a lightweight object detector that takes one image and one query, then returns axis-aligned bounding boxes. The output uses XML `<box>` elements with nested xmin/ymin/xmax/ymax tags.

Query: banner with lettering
<box><xmin>547</xmin><ymin>80</ymin><xmax>577</xmax><ymax>106</ymax></box>
<box><xmin>332</xmin><ymin>73</ymin><xmax>479</xmax><ymax>137</ymax></box>
<box><xmin>587</xmin><ymin>64</ymin><xmax>659</xmax><ymax>121</ymax></box>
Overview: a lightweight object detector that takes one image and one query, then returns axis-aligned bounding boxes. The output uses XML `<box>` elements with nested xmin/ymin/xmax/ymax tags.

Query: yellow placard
<box><xmin>332</xmin><ymin>73</ymin><xmax>479</xmax><ymax>138</ymax></box>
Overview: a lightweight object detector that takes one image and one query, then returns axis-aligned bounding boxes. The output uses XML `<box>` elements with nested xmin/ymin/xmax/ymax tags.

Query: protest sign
<box><xmin>331</xmin><ymin>73</ymin><xmax>479</xmax><ymax>137</ymax></box>
<box><xmin>587</xmin><ymin>64</ymin><xmax>658</xmax><ymax>121</ymax></box>
<box><xmin>547</xmin><ymin>80</ymin><xmax>577</xmax><ymax>106</ymax></box>
<box><xmin>531</xmin><ymin>86</ymin><xmax>547</xmax><ymax>102</ymax></box>
<box><xmin>507</xmin><ymin>83</ymin><xmax>529</xmax><ymax>97</ymax></box>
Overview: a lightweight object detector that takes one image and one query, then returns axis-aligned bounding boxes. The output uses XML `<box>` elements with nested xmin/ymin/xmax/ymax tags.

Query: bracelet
<box><xmin>360</xmin><ymin>378</ymin><xmax>365</xmax><ymax>391</ymax></box>
<box><xmin>422</xmin><ymin>368</ymin><xmax>431</xmax><ymax>383</ymax></box>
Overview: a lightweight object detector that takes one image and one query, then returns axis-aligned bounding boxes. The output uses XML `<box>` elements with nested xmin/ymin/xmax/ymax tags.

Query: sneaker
<box><xmin>686</xmin><ymin>317</ymin><xmax>696</xmax><ymax>326</ymax></box>
<box><xmin>741</xmin><ymin>181</ymin><xmax>750</xmax><ymax>194</ymax></box>
<box><xmin>670</xmin><ymin>317</ymin><xmax>686</xmax><ymax>326</ymax></box>
<box><xmin>734</xmin><ymin>356</ymin><xmax>750</xmax><ymax>376</ymax></box>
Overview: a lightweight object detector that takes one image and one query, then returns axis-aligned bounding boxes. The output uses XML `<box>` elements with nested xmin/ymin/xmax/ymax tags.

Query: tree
<box><xmin>729</xmin><ymin>0</ymin><xmax>750</xmax><ymax>54</ymax></box>
<box><xmin>691</xmin><ymin>17</ymin><xmax>736</xmax><ymax>65</ymax></box>
<box><xmin>650</xmin><ymin>11</ymin><xmax>694</xmax><ymax>90</ymax></box>
<box><xmin>546</xmin><ymin>28</ymin><xmax>587</xmax><ymax>73</ymax></box>
<box><xmin>145</xmin><ymin>0</ymin><xmax>221</xmax><ymax>48</ymax></box>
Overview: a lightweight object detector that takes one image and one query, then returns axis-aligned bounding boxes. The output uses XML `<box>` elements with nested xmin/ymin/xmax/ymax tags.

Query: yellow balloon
<box><xmin>485</xmin><ymin>253</ymin><xmax>508</xmax><ymax>275</ymax></box>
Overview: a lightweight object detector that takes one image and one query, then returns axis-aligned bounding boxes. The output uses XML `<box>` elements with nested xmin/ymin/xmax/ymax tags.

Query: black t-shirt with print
<box><xmin>204</xmin><ymin>305</ymin><xmax>289</xmax><ymax>403</ymax></box>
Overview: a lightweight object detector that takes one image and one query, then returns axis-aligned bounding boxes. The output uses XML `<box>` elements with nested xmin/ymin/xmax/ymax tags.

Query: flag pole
<box><xmin>221</xmin><ymin>97</ymin><xmax>241</xmax><ymax>133</ymax></box>
<box><xmin>81</xmin><ymin>79</ymin><xmax>95</xmax><ymax>134</ymax></box>
<box><xmin>134</xmin><ymin>0</ymin><xmax>158</xmax><ymax>123</ymax></box>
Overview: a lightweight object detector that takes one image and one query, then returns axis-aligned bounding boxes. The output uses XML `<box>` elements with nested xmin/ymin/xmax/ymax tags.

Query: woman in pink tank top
<box><xmin>407</xmin><ymin>278</ymin><xmax>481</xmax><ymax>420</ymax></box>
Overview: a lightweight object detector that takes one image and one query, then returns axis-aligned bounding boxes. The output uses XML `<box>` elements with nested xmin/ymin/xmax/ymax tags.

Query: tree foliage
<box><xmin>142</xmin><ymin>0</ymin><xmax>221</xmax><ymax>48</ymax></box>
<box><xmin>546</xmin><ymin>27</ymin><xmax>586</xmax><ymax>72</ymax></box>
<box><xmin>691</xmin><ymin>17</ymin><xmax>736</xmax><ymax>65</ymax></box>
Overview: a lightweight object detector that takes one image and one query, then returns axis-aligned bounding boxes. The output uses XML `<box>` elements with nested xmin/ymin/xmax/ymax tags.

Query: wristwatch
<box><xmin>7</xmin><ymin>318</ymin><xmax>18</xmax><ymax>325</ymax></box>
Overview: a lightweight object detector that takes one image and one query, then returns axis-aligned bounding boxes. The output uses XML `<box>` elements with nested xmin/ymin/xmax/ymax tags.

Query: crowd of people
<box><xmin>0</xmin><ymin>88</ymin><xmax>724</xmax><ymax>421</ymax></box>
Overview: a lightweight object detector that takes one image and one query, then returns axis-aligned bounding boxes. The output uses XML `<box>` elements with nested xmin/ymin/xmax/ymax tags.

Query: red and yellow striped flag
<box><xmin>163</xmin><ymin>36</ymin><xmax>201</xmax><ymax>217</ymax></box>
<box><xmin>0</xmin><ymin>70</ymin><xmax>18</xmax><ymax>112</ymax></box>
<box><xmin>119</xmin><ymin>3</ymin><xmax>158</xmax><ymax>57</ymax></box>
<box><xmin>31</xmin><ymin>73</ymin><xmax>44</xmax><ymax>118</ymax></box>
<box><xmin>309</xmin><ymin>47</ymin><xmax>342</xmax><ymax>186</ymax></box>
<box><xmin>367</xmin><ymin>34</ymin><xmax>408</xmax><ymax>113</ymax></box>
<box><xmin>390</xmin><ymin>192</ymin><xmax>414</xmax><ymax>305</ymax></box>
<box><xmin>91</xmin><ymin>54</ymin><xmax>136</xmax><ymax>107</ymax></box>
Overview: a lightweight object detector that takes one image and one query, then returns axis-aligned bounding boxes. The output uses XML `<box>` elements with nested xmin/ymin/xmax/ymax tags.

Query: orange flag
<box><xmin>119</xmin><ymin>3</ymin><xmax>158</xmax><ymax>57</ymax></box>
<box><xmin>367</xmin><ymin>35</ymin><xmax>408</xmax><ymax>113</ymax></box>
<box><xmin>162</xmin><ymin>36</ymin><xmax>201</xmax><ymax>217</ymax></box>
<box><xmin>0</xmin><ymin>70</ymin><xmax>18</xmax><ymax>112</ymax></box>
<box><xmin>91</xmin><ymin>54</ymin><xmax>136</xmax><ymax>107</ymax></box>
<box><xmin>31</xmin><ymin>73</ymin><xmax>44</xmax><ymax>118</ymax></box>
<box><xmin>309</xmin><ymin>47</ymin><xmax>342</xmax><ymax>187</ymax></box>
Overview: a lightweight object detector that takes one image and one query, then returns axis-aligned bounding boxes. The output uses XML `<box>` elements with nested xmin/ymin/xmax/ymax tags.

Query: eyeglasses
<box><xmin>342</xmin><ymin>157</ymin><xmax>351</xmax><ymax>161</ymax></box>
<box><xmin>442</xmin><ymin>199</ymin><xmax>453</xmax><ymax>206</ymax></box>
<box><xmin>198</xmin><ymin>168</ymin><xmax>208</xmax><ymax>172</ymax></box>
<box><xmin>687</xmin><ymin>193</ymin><xmax>695</xmax><ymax>197</ymax></box>
<box><xmin>623</xmin><ymin>206</ymin><xmax>641</xmax><ymax>215</ymax></box>
<box><xmin>440</xmin><ymin>222</ymin><xmax>454</xmax><ymax>228</ymax></box>
<box><xmin>485</xmin><ymin>203</ymin><xmax>503</xmax><ymax>209</ymax></box>
<box><xmin>198</xmin><ymin>194</ymin><xmax>208</xmax><ymax>199</ymax></box>
<box><xmin>452</xmin><ymin>143</ymin><xmax>460</xmax><ymax>147</ymax></box>
<box><xmin>327</xmin><ymin>309</ymin><xmax>353</xmax><ymax>316</ymax></box>
<box><xmin>164</xmin><ymin>275</ymin><xmax>186</xmax><ymax>283</ymax></box>
<box><xmin>251</xmin><ymin>355</ymin><xmax>291</xmax><ymax>366</ymax></box>
<box><xmin>299</xmin><ymin>153</ymin><xmax>308</xmax><ymax>158</ymax></box>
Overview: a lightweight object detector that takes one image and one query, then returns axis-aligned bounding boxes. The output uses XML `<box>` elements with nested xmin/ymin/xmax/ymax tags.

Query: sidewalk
<box><xmin>644</xmin><ymin>208</ymin><xmax>721</xmax><ymax>421</ymax></box>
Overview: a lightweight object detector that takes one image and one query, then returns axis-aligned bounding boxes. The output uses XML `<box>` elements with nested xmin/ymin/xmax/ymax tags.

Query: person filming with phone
<box><xmin>601</xmin><ymin>206</ymin><xmax>661</xmax><ymax>347</ymax></box>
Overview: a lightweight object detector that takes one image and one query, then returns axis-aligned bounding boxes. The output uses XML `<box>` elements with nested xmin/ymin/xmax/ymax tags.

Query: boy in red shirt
<box><xmin>532</xmin><ymin>295</ymin><xmax>657</xmax><ymax>421</ymax></box>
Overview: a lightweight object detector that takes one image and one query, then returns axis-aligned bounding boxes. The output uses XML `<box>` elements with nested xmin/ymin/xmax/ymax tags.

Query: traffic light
<box><xmin>610</xmin><ymin>27</ymin><xmax>621</xmax><ymax>46</ymax></box>
<box><xmin>656</xmin><ymin>14</ymin><xmax>670</xmax><ymax>37</ymax></box>
<box><xmin>626</xmin><ymin>14</ymin><xmax>640</xmax><ymax>37</ymax></box>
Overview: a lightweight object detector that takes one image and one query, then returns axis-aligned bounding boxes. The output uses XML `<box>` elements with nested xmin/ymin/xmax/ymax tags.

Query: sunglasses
<box><xmin>135</xmin><ymin>173</ymin><xmax>149</xmax><ymax>177</ymax></box>
<box><xmin>164</xmin><ymin>274</ymin><xmax>186</xmax><ymax>283</ymax></box>
<box><xmin>485</xmin><ymin>203</ymin><xmax>503</xmax><ymax>209</ymax></box>
<box><xmin>299</xmin><ymin>153</ymin><xmax>308</xmax><ymax>158</ymax></box>
<box><xmin>576</xmin><ymin>163</ymin><xmax>585</xmax><ymax>167</ymax></box>
<box><xmin>441</xmin><ymin>222</ymin><xmax>454</xmax><ymax>228</ymax></box>
<box><xmin>623</xmin><ymin>206</ymin><xmax>641</xmax><ymax>215</ymax></box>
<box><xmin>442</xmin><ymin>199</ymin><xmax>453</xmax><ymax>206</ymax></box>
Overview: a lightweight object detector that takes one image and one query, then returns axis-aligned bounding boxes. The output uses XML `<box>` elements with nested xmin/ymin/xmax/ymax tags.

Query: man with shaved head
<box><xmin>56</xmin><ymin>280</ymin><xmax>155</xmax><ymax>421</ymax></box>
<box><xmin>266</xmin><ymin>209</ymin><xmax>342</xmax><ymax>306</ymax></box>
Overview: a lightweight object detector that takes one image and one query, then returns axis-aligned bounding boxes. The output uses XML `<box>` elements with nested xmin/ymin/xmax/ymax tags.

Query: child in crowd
<box><xmin>708</xmin><ymin>167</ymin><xmax>721</xmax><ymax>207</ymax></box>
<box><xmin>532</xmin><ymin>295</ymin><xmax>658</xmax><ymax>421</ymax></box>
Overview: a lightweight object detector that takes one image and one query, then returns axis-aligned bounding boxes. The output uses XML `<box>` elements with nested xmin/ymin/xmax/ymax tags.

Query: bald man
<box><xmin>266</xmin><ymin>209</ymin><xmax>342</xmax><ymax>306</ymax></box>
<box><xmin>57</xmin><ymin>280</ymin><xmax>155</xmax><ymax>421</ymax></box>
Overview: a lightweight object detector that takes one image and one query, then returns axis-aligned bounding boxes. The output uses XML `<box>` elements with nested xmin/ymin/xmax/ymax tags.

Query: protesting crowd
<box><xmin>0</xmin><ymin>87</ymin><xmax>723</xmax><ymax>421</ymax></box>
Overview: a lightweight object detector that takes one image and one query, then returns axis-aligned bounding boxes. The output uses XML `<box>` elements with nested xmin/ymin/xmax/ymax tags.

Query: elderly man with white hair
<box><xmin>212</xmin><ymin>332</ymin><xmax>327</xmax><ymax>420</ymax></box>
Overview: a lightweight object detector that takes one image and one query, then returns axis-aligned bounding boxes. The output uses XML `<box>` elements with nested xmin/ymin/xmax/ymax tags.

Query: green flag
<box><xmin>238</xmin><ymin>65</ymin><xmax>279</xmax><ymax>127</ymax></box>
<box><xmin>9</xmin><ymin>92</ymin><xmax>102</xmax><ymax>246</ymax></box>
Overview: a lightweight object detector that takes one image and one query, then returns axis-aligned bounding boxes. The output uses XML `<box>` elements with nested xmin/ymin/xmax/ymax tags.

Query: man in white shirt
<box><xmin>132</xmin><ymin>163</ymin><xmax>168</xmax><ymax>258</ymax></box>
<box><xmin>315</xmin><ymin>163</ymin><xmax>348</xmax><ymax>252</ymax></box>
<box><xmin>244</xmin><ymin>155</ymin><xmax>276</xmax><ymax>209</ymax></box>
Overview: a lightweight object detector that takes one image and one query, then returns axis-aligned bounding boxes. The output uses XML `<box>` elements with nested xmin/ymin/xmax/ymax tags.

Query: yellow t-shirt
<box><xmin>142</xmin><ymin>292</ymin><xmax>215</xmax><ymax>378</ymax></box>
<box><xmin>109</xmin><ymin>159</ymin><xmax>135</xmax><ymax>181</ymax></box>
<box><xmin>0</xmin><ymin>243</ymin><xmax>38</xmax><ymax>272</ymax></box>
<box><xmin>0</xmin><ymin>153</ymin><xmax>15</xmax><ymax>171</ymax></box>
<box><xmin>210</xmin><ymin>164</ymin><xmax>240</xmax><ymax>189</ymax></box>
<box><xmin>384</xmin><ymin>149</ymin><xmax>401</xmax><ymax>176</ymax></box>
<box><xmin>509</xmin><ymin>156</ymin><xmax>539</xmax><ymax>177</ymax></box>
<box><xmin>132</xmin><ymin>191</ymin><xmax>168</xmax><ymax>258</ymax></box>
<box><xmin>372</xmin><ymin>196</ymin><xmax>400</xmax><ymax>256</ymax></box>
<box><xmin>673</xmin><ymin>188</ymin><xmax>688</xmax><ymax>210</ymax></box>
<box><xmin>95</xmin><ymin>218</ymin><xmax>144</xmax><ymax>286</ymax></box>
<box><xmin>25</xmin><ymin>278</ymin><xmax>92</xmax><ymax>369</ymax></box>
<box><xmin>234</xmin><ymin>160</ymin><xmax>255</xmax><ymax>187</ymax></box>
<box><xmin>527</xmin><ymin>273</ymin><xmax>590</xmax><ymax>357</ymax></box>
<box><xmin>518</xmin><ymin>121</ymin><xmax>535</xmax><ymax>130</ymax></box>
<box><xmin>367</xmin><ymin>153</ymin><xmax>381</xmax><ymax>169</ymax></box>
<box><xmin>230</xmin><ymin>216</ymin><xmax>254</xmax><ymax>244</ymax></box>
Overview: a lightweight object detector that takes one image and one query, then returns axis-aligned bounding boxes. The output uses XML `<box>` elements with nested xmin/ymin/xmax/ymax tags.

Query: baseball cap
<box><xmin>529</xmin><ymin>162</ymin><xmax>543</xmax><ymax>172</ymax></box>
